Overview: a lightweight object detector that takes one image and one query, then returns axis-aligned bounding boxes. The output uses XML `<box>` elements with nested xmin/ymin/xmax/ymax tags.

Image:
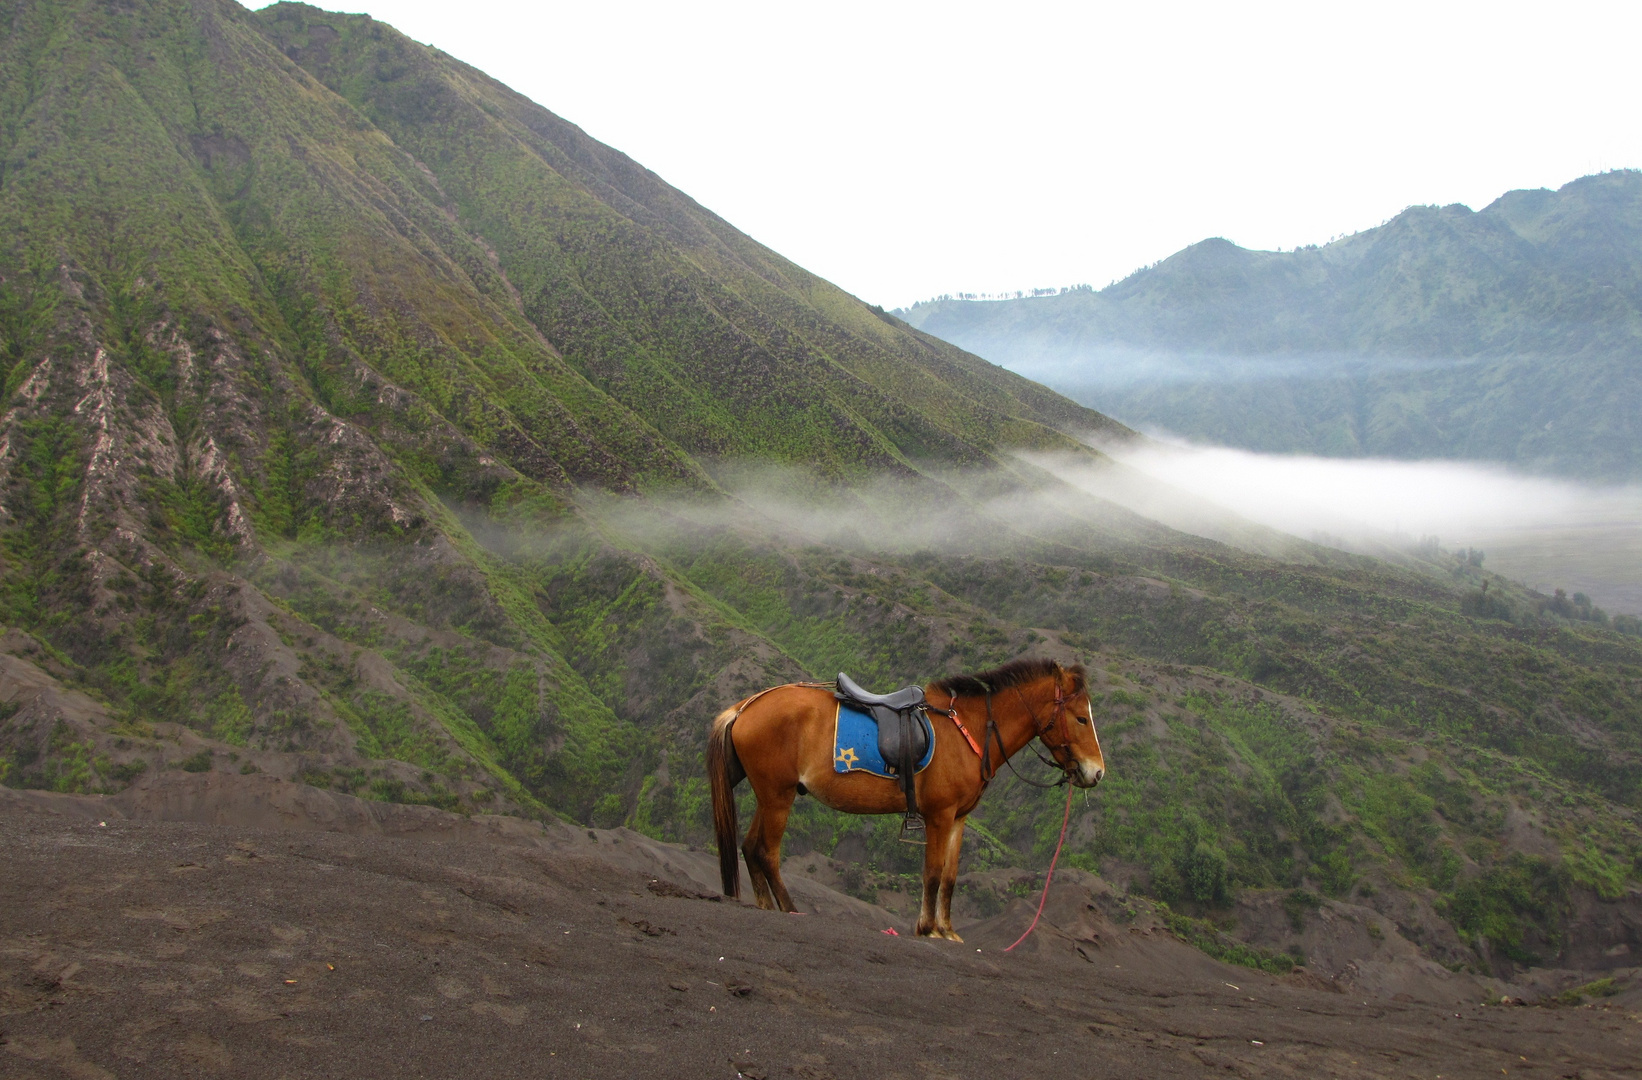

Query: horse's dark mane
<box><xmin>933</xmin><ymin>658</ymin><xmax>1086</xmax><ymax>698</ymax></box>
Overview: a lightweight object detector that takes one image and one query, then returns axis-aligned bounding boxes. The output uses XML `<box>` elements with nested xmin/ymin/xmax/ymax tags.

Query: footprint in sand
<box><xmin>173</xmin><ymin>1031</ymin><xmax>232</xmax><ymax>1072</ymax></box>
<box><xmin>470</xmin><ymin>1000</ymin><xmax>529</xmax><ymax>1025</ymax></box>
<box><xmin>435</xmin><ymin>975</ymin><xmax>472</xmax><ymax>999</ymax></box>
<box><xmin>4</xmin><ymin>1034</ymin><xmax>116</xmax><ymax>1080</ymax></box>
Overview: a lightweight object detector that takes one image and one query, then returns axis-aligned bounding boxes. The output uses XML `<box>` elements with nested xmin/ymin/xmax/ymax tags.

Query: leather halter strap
<box><xmin>1014</xmin><ymin>677</ymin><xmax>1078</xmax><ymax>772</ymax></box>
<box><xmin>944</xmin><ymin>670</ymin><xmax>1079</xmax><ymax>792</ymax></box>
<box><xmin>1002</xmin><ymin>673</ymin><xmax>1078</xmax><ymax>786</ymax></box>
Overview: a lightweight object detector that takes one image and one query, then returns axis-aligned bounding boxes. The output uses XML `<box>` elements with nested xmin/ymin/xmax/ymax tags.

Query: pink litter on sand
<box><xmin>882</xmin><ymin>928</ymin><xmax>899</xmax><ymax>936</ymax></box>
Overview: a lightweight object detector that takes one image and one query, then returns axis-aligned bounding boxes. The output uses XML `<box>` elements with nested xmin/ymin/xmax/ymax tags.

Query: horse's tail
<box><xmin>707</xmin><ymin>704</ymin><xmax>746</xmax><ymax>899</ymax></box>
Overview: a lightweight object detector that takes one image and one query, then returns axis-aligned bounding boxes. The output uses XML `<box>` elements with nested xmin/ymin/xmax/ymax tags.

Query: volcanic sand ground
<box><xmin>2</xmin><ymin>779</ymin><xmax>1639</xmax><ymax>1080</ymax></box>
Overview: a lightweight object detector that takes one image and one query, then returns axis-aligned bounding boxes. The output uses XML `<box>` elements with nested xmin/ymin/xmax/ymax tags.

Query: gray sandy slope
<box><xmin>4</xmin><ymin>776</ymin><xmax>1640</xmax><ymax>1079</ymax></box>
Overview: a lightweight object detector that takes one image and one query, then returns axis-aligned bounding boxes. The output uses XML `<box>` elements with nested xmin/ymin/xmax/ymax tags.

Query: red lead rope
<box><xmin>1002</xmin><ymin>784</ymin><xmax>1075</xmax><ymax>952</ymax></box>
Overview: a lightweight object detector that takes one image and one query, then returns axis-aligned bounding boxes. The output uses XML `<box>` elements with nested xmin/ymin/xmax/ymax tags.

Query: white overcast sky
<box><xmin>253</xmin><ymin>0</ymin><xmax>1642</xmax><ymax>309</ymax></box>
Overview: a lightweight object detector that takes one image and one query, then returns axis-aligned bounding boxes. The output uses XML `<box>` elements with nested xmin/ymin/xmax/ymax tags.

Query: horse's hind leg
<box><xmin>741</xmin><ymin>805</ymin><xmax>777</xmax><ymax>910</ymax></box>
<box><xmin>742</xmin><ymin>783</ymin><xmax>799</xmax><ymax>913</ymax></box>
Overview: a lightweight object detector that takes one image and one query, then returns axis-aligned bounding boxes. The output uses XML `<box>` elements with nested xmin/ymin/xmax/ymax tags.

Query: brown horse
<box><xmin>707</xmin><ymin>658</ymin><xmax>1105</xmax><ymax>940</ymax></box>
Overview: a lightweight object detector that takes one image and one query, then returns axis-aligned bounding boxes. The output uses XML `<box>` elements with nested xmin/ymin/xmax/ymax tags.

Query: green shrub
<box><xmin>106</xmin><ymin>759</ymin><xmax>148</xmax><ymax>783</ymax></box>
<box><xmin>1565</xmin><ymin>843</ymin><xmax>1627</xmax><ymax>901</ymax></box>
<box><xmin>1554</xmin><ymin>977</ymin><xmax>1617</xmax><ymax>1005</ymax></box>
<box><xmin>366</xmin><ymin>776</ymin><xmax>462</xmax><ymax>811</ymax></box>
<box><xmin>1107</xmin><ymin>688</ymin><xmax>1150</xmax><ymax>710</ymax></box>
<box><xmin>1283</xmin><ymin>889</ymin><xmax>1324</xmax><ymax>930</ymax></box>
<box><xmin>1461</xmin><ymin>587</ymin><xmax>1516</xmax><ymax>621</ymax></box>
<box><xmin>1443</xmin><ymin>855</ymin><xmax>1568</xmax><ymax>964</ymax></box>
<box><xmin>1160</xmin><ymin>906</ymin><xmax>1296</xmax><ymax>974</ymax></box>
<box><xmin>1182</xmin><ymin>842</ymin><xmax>1231</xmax><ymax>906</ymax></box>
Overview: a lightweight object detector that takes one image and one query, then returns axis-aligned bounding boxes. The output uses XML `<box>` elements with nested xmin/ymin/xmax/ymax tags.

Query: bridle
<box><xmin>960</xmin><ymin>668</ymin><xmax>1086</xmax><ymax>792</ymax></box>
<box><xmin>1018</xmin><ymin>678</ymin><xmax>1080</xmax><ymax>766</ymax></box>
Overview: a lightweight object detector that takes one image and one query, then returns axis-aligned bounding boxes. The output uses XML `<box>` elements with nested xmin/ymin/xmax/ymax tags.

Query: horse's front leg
<box><xmin>936</xmin><ymin>817</ymin><xmax>967</xmax><ymax>941</ymax></box>
<box><xmin>916</xmin><ymin>809</ymin><xmax>957</xmax><ymax>937</ymax></box>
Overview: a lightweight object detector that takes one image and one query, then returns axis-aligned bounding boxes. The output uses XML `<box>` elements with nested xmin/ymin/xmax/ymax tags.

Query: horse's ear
<box><xmin>1065</xmin><ymin>663</ymin><xmax>1088</xmax><ymax>693</ymax></box>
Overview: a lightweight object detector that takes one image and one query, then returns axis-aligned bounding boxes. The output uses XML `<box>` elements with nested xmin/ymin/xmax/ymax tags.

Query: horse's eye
<box><xmin>1076</xmin><ymin>716</ymin><xmax>1089</xmax><ymax>725</ymax></box>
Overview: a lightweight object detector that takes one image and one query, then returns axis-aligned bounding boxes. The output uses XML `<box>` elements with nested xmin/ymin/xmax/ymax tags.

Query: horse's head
<box><xmin>1040</xmin><ymin>663</ymin><xmax>1105</xmax><ymax>788</ymax></box>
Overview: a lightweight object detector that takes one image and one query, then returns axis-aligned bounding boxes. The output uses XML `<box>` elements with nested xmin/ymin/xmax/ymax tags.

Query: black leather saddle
<box><xmin>837</xmin><ymin>672</ymin><xmax>926</xmax><ymax>711</ymax></box>
<box><xmin>835</xmin><ymin>673</ymin><xmax>931</xmax><ymax>833</ymax></box>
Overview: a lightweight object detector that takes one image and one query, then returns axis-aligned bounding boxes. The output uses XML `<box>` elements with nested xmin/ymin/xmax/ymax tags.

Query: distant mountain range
<box><xmin>901</xmin><ymin>172</ymin><xmax>1642</xmax><ymax>480</ymax></box>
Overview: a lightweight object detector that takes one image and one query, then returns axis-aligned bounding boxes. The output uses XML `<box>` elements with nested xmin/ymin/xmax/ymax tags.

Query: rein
<box><xmin>941</xmin><ymin>670</ymin><xmax>1081</xmax><ymax>949</ymax></box>
<box><xmin>1002</xmin><ymin>783</ymin><xmax>1075</xmax><ymax>952</ymax></box>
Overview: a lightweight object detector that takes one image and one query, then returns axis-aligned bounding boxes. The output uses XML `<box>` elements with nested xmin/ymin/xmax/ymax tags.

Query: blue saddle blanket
<box><xmin>832</xmin><ymin>703</ymin><xmax>934</xmax><ymax>778</ymax></box>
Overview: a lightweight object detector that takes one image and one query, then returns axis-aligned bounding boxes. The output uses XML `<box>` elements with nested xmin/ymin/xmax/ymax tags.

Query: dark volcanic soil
<box><xmin>2</xmin><ymin>781</ymin><xmax>1639</xmax><ymax>1080</ymax></box>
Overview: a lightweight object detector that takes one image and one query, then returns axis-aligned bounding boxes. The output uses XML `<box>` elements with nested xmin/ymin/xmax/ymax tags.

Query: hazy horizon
<box><xmin>249</xmin><ymin>0</ymin><xmax>1642</xmax><ymax>309</ymax></box>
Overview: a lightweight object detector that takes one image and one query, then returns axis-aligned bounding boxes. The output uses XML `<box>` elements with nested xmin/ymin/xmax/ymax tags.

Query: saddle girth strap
<box><xmin>909</xmin><ymin>709</ymin><xmax>922</xmax><ymax>823</ymax></box>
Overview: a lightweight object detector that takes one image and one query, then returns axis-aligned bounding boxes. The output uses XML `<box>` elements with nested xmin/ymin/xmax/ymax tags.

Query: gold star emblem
<box><xmin>835</xmin><ymin>746</ymin><xmax>859</xmax><ymax>769</ymax></box>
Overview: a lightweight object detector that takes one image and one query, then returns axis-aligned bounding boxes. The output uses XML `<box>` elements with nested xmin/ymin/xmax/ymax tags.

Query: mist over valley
<box><xmin>1062</xmin><ymin>440</ymin><xmax>1642</xmax><ymax>617</ymax></box>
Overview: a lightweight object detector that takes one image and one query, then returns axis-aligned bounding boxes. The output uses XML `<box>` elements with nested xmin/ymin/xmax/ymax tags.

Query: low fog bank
<box><xmin>995</xmin><ymin>344</ymin><xmax>1471</xmax><ymax>392</ymax></box>
<box><xmin>558</xmin><ymin>444</ymin><xmax>1640</xmax><ymax>617</ymax></box>
<box><xmin>572</xmin><ymin>453</ymin><xmax>1334</xmax><ymax>586</ymax></box>
<box><xmin>1083</xmin><ymin>438</ymin><xmax>1642</xmax><ymax>615</ymax></box>
<box><xmin>582</xmin><ymin>462</ymin><xmax>1158</xmax><ymax>560</ymax></box>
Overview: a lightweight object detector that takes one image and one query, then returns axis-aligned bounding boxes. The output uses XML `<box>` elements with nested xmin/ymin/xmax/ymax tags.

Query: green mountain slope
<box><xmin>1</xmin><ymin>0</ymin><xmax>1639</xmax><ymax>979</ymax></box>
<box><xmin>251</xmin><ymin>2</ymin><xmax>1124</xmax><ymax>476</ymax></box>
<box><xmin>901</xmin><ymin>172</ymin><xmax>1642</xmax><ymax>479</ymax></box>
<box><xmin>0</xmin><ymin>0</ymin><xmax>1129</xmax><ymax>818</ymax></box>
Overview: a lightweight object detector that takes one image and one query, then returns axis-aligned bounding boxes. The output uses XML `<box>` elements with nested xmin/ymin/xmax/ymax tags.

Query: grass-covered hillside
<box><xmin>901</xmin><ymin>172</ymin><xmax>1642</xmax><ymax>480</ymax></box>
<box><xmin>0</xmin><ymin>0</ymin><xmax>1123</xmax><ymax>810</ymax></box>
<box><xmin>1</xmin><ymin>0</ymin><xmax>1639</xmax><ymax>979</ymax></box>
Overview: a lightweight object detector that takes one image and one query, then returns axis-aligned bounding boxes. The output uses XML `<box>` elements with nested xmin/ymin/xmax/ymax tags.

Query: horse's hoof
<box><xmin>941</xmin><ymin>930</ymin><xmax>965</xmax><ymax>943</ymax></box>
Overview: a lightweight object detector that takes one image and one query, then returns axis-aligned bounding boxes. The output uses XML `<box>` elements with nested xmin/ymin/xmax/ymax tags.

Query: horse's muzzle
<box><xmin>1073</xmin><ymin>762</ymin><xmax>1105</xmax><ymax>788</ymax></box>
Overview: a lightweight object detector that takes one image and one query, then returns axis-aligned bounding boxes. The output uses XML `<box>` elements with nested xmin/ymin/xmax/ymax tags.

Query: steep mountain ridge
<box><xmin>902</xmin><ymin>171</ymin><xmax>1642</xmax><ymax>477</ymax></box>
<box><xmin>252</xmin><ymin>1</ymin><xmax>1122</xmax><ymax>476</ymax></box>
<box><xmin>0</xmin><ymin>0</ymin><xmax>1130</xmax><ymax>819</ymax></box>
<box><xmin>1</xmin><ymin>0</ymin><xmax>1639</xmax><ymax>982</ymax></box>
